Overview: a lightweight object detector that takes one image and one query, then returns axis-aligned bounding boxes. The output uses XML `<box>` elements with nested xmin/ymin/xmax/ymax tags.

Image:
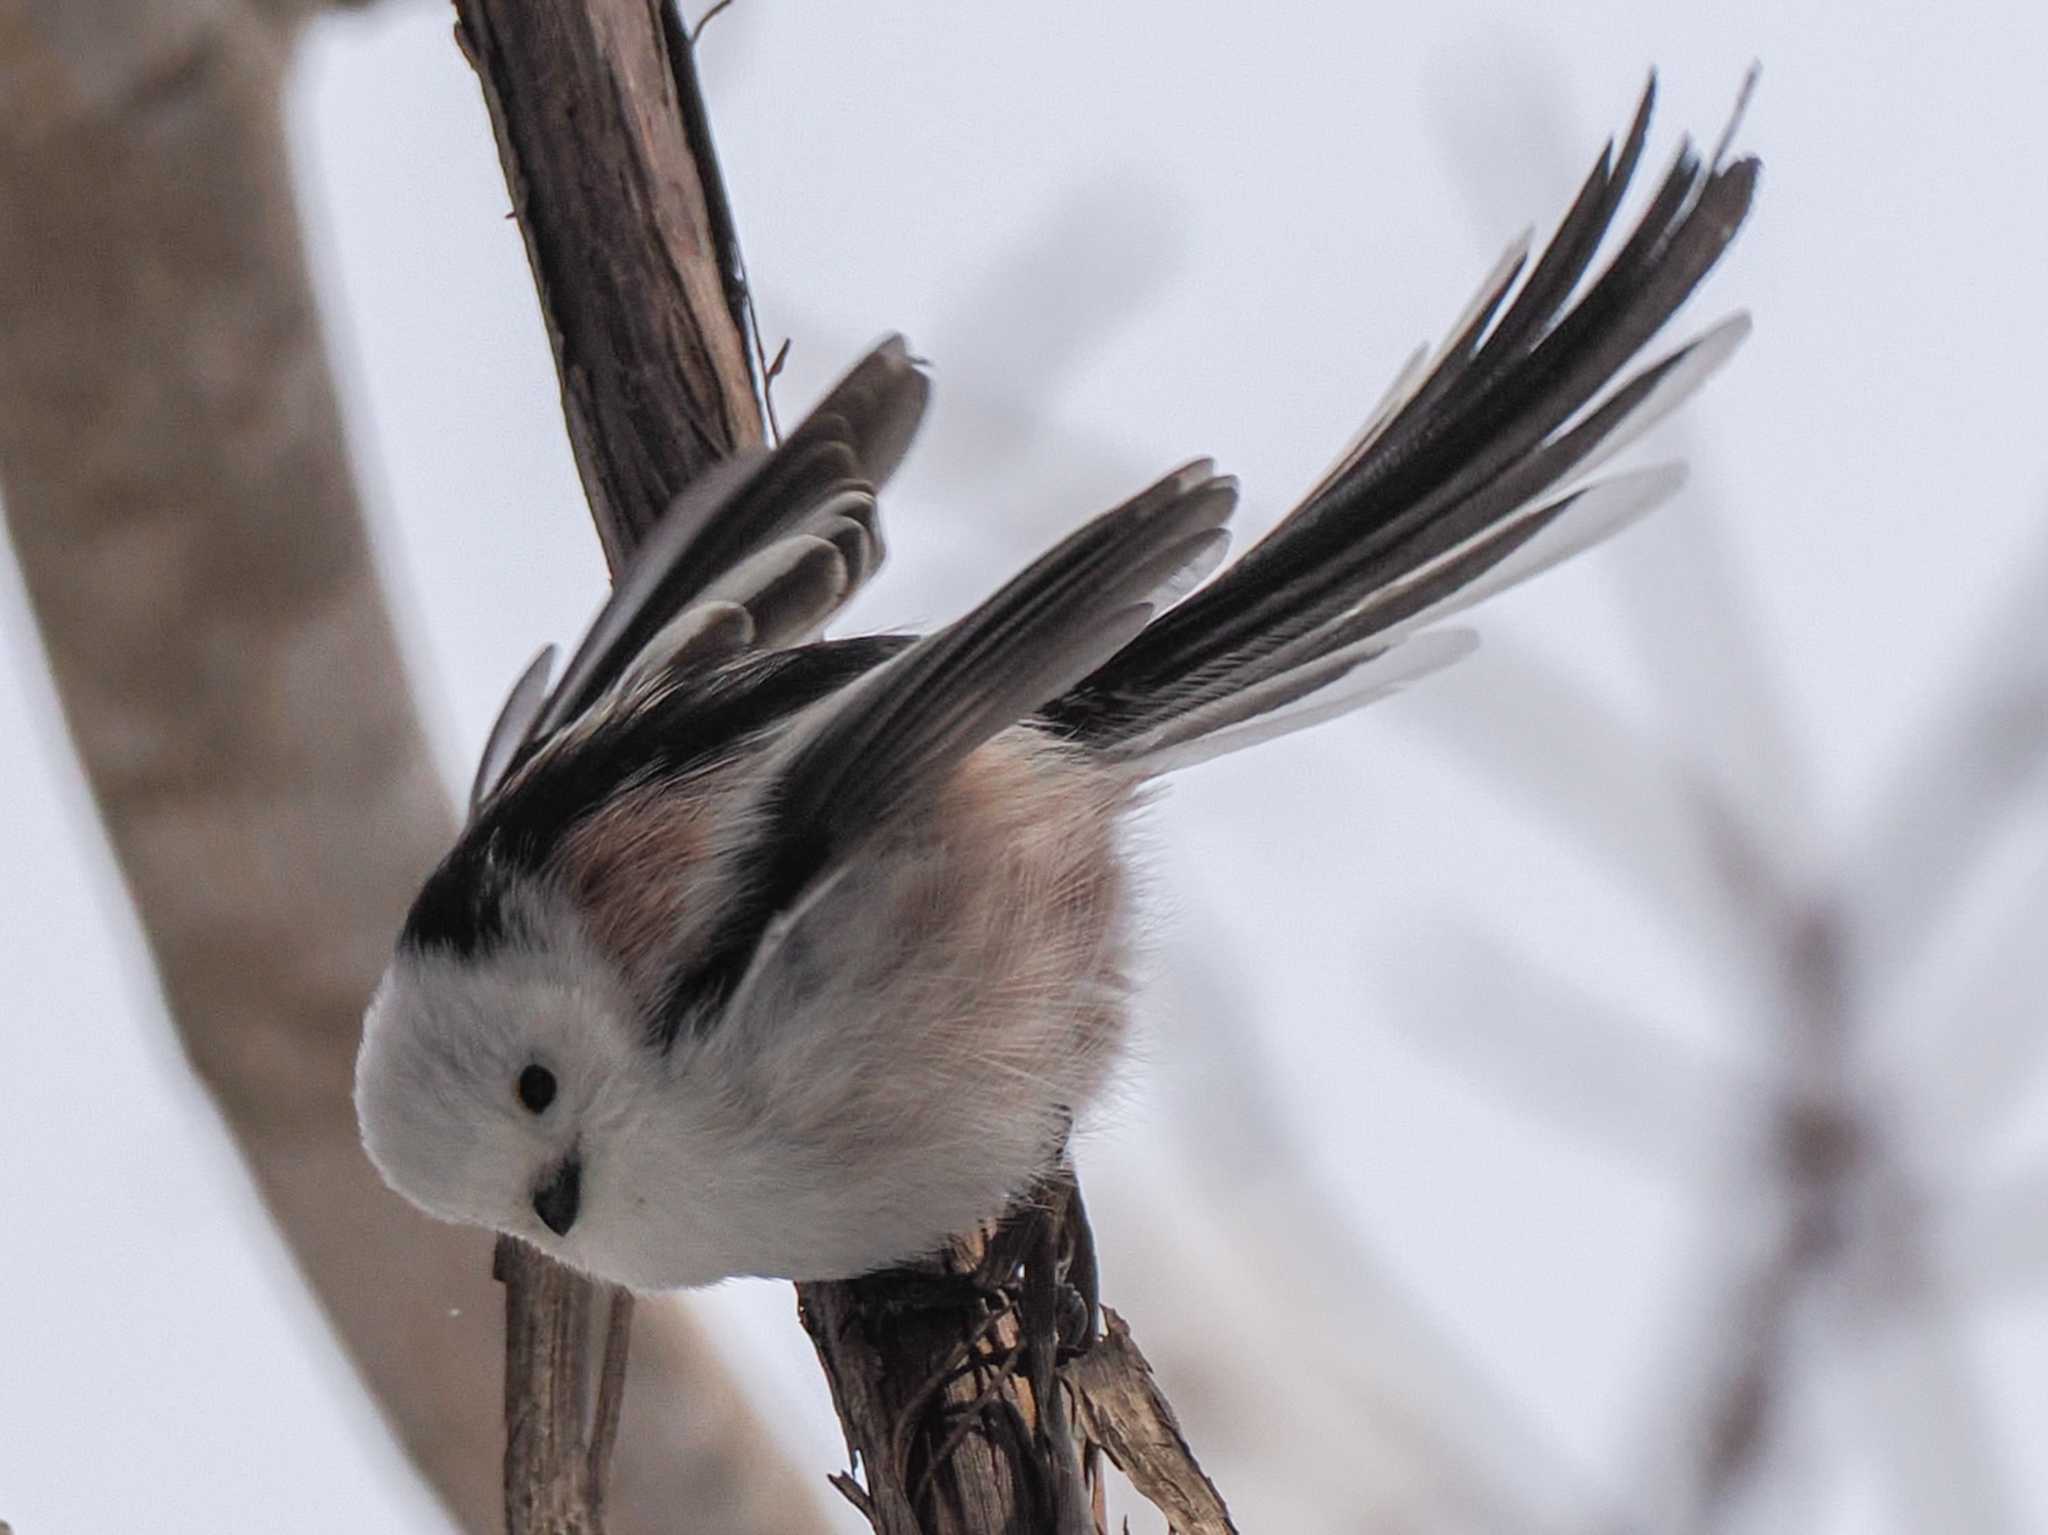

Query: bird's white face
<box><xmin>353</xmin><ymin>926</ymin><xmax>842</xmax><ymax>1291</ymax></box>
<box><xmin>353</xmin><ymin>922</ymin><xmax>650</xmax><ymax>1263</ymax></box>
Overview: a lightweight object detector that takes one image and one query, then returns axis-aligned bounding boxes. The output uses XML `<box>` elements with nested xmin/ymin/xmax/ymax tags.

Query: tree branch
<box><xmin>451</xmin><ymin>0</ymin><xmax>764</xmax><ymax>571</ymax></box>
<box><xmin>448</xmin><ymin>0</ymin><xmax>778</xmax><ymax>1524</ymax></box>
<box><xmin>0</xmin><ymin>2</ymin><xmax>817</xmax><ymax>1530</ymax></box>
<box><xmin>451</xmin><ymin>3</ymin><xmax>1233</xmax><ymax>1530</ymax></box>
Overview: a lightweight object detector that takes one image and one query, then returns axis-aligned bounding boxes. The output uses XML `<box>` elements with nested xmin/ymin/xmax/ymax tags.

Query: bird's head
<box><xmin>353</xmin><ymin>883</ymin><xmax>650</xmax><ymax>1263</ymax></box>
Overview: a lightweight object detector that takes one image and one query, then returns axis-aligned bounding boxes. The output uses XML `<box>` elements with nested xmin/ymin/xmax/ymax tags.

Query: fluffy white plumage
<box><xmin>359</xmin><ymin>734</ymin><xmax>1129</xmax><ymax>1287</ymax></box>
<box><xmin>355</xmin><ymin>77</ymin><xmax>1758</xmax><ymax>1290</ymax></box>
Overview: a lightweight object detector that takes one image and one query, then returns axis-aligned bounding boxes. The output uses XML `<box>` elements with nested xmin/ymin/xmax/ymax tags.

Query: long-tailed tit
<box><xmin>356</xmin><ymin>80</ymin><xmax>1757</xmax><ymax>1290</ymax></box>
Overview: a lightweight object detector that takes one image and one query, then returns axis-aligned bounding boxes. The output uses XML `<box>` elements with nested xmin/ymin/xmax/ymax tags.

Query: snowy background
<box><xmin>6</xmin><ymin>1</ymin><xmax>2047</xmax><ymax>1531</ymax></box>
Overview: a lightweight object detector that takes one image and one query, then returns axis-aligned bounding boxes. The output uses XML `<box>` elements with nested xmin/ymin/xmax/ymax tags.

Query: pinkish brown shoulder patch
<box><xmin>555</xmin><ymin>776</ymin><xmax>718</xmax><ymax>993</ymax></box>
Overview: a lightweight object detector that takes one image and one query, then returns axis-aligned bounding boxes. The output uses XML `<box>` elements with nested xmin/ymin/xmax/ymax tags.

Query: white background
<box><xmin>5</xmin><ymin>1</ymin><xmax>2046</xmax><ymax>1530</ymax></box>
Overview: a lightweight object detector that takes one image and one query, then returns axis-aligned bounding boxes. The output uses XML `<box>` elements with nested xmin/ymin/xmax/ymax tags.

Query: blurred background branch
<box><xmin>0</xmin><ymin>1</ymin><xmax>819</xmax><ymax>1530</ymax></box>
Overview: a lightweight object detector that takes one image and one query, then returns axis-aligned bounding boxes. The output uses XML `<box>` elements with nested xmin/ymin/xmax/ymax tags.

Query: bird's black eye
<box><xmin>516</xmin><ymin>1064</ymin><xmax>557</xmax><ymax>1114</ymax></box>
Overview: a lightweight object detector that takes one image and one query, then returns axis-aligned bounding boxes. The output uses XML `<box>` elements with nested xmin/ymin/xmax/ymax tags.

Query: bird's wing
<box><xmin>653</xmin><ymin>460</ymin><xmax>1239</xmax><ymax>1041</ymax></box>
<box><xmin>1044</xmin><ymin>73</ymin><xmax>1757</xmax><ymax>759</ymax></box>
<box><xmin>469</xmin><ymin>643</ymin><xmax>557</xmax><ymax>814</ymax></box>
<box><xmin>470</xmin><ymin>337</ymin><xmax>930</xmax><ymax>808</ymax></box>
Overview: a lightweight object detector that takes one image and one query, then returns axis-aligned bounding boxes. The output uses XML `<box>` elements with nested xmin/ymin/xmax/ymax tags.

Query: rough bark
<box><xmin>450</xmin><ymin>2</ymin><xmax>1235</xmax><ymax>1530</ymax></box>
<box><xmin>0</xmin><ymin>3</ymin><xmax>819</xmax><ymax>1531</ymax></box>
<box><xmin>452</xmin><ymin>0</ymin><xmax>765</xmax><ymax>573</ymax></box>
<box><xmin>796</xmin><ymin>1194</ymin><xmax>1238</xmax><ymax>1535</ymax></box>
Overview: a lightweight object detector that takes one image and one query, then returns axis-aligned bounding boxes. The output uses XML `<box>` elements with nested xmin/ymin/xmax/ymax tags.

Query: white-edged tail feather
<box><xmin>1559</xmin><ymin>312</ymin><xmax>1751</xmax><ymax>489</ymax></box>
<box><xmin>700</xmin><ymin>532</ymin><xmax>852</xmax><ymax>648</ymax></box>
<box><xmin>1426</xmin><ymin>462</ymin><xmax>1680</xmax><ymax>618</ymax></box>
<box><xmin>1111</xmin><ymin>626</ymin><xmax>1479</xmax><ymax>777</ymax></box>
<box><xmin>1370</xmin><ymin>460</ymin><xmax>1685</xmax><ymax>646</ymax></box>
<box><xmin>471</xmin><ymin>645</ymin><xmax>556</xmax><ymax>812</ymax></box>
<box><xmin>1156</xmin><ymin>527</ymin><xmax>1233</xmax><ymax>605</ymax></box>
<box><xmin>1302</xmin><ymin>229</ymin><xmax>1535</xmax><ymax>505</ymax></box>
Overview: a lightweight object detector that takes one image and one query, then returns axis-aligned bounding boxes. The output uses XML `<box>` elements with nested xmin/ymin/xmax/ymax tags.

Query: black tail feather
<box><xmin>1046</xmin><ymin>74</ymin><xmax>1757</xmax><ymax>750</ymax></box>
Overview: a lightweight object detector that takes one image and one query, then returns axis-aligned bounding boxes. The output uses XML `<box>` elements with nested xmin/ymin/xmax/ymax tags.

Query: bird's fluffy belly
<box><xmin>571</xmin><ymin>732</ymin><xmax>1139</xmax><ymax>1287</ymax></box>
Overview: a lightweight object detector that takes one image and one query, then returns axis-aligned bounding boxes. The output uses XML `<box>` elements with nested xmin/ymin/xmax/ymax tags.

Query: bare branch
<box><xmin>1888</xmin><ymin>837</ymin><xmax>2048</xmax><ymax>1160</ymax></box>
<box><xmin>446</xmin><ymin>5</ymin><xmax>1229</xmax><ymax>1532</ymax></box>
<box><xmin>1854</xmin><ymin>528</ymin><xmax>2048</xmax><ymax>986</ymax></box>
<box><xmin>1067</xmin><ymin>1310</ymin><xmax>1236</xmax><ymax>1535</ymax></box>
<box><xmin>1377</xmin><ymin>922</ymin><xmax>1763</xmax><ymax>1183</ymax></box>
<box><xmin>1842</xmin><ymin>1177</ymin><xmax>2018</xmax><ymax>1533</ymax></box>
<box><xmin>445</xmin><ymin>0</ymin><xmax>783</xmax><ymax>1524</ymax></box>
<box><xmin>1399</xmin><ymin>645</ymin><xmax>1778</xmax><ymax>948</ymax></box>
<box><xmin>586</xmin><ymin>1288</ymin><xmax>635</xmax><ymax>1520</ymax></box>
<box><xmin>0</xmin><ymin>3</ymin><xmax>817</xmax><ymax>1531</ymax></box>
<box><xmin>452</xmin><ymin>0</ymin><xmax>765</xmax><ymax>570</ymax></box>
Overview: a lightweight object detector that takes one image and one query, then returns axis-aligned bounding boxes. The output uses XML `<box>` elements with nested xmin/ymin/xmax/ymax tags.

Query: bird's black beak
<box><xmin>532</xmin><ymin>1154</ymin><xmax>581</xmax><ymax>1237</ymax></box>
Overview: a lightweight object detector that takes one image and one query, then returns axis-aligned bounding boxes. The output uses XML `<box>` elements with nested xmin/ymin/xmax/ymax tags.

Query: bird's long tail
<box><xmin>1042</xmin><ymin>75</ymin><xmax>1757</xmax><ymax>776</ymax></box>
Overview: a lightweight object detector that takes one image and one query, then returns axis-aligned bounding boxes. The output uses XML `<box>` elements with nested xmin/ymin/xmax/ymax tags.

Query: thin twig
<box><xmin>758</xmin><ymin>332</ymin><xmax>791</xmax><ymax>444</ymax></box>
<box><xmin>690</xmin><ymin>0</ymin><xmax>735</xmax><ymax>44</ymax></box>
<box><xmin>662</xmin><ymin>0</ymin><xmax>773</xmax><ymax>444</ymax></box>
<box><xmin>1065</xmin><ymin>1309</ymin><xmax>1238</xmax><ymax>1535</ymax></box>
<box><xmin>830</xmin><ymin>1472</ymin><xmax>875</xmax><ymax>1519</ymax></box>
<box><xmin>585</xmin><ymin>1288</ymin><xmax>635</xmax><ymax>1518</ymax></box>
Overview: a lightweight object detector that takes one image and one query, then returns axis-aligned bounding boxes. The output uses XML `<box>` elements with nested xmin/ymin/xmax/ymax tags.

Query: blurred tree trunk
<box><xmin>0</xmin><ymin>2</ymin><xmax>823</xmax><ymax>1531</ymax></box>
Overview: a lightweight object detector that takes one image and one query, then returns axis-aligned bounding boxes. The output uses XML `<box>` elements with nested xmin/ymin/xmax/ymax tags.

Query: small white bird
<box><xmin>356</xmin><ymin>80</ymin><xmax>1757</xmax><ymax>1291</ymax></box>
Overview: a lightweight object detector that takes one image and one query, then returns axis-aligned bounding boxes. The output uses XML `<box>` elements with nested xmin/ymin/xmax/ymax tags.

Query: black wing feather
<box><xmin>525</xmin><ymin>337</ymin><xmax>929</xmax><ymax>744</ymax></box>
<box><xmin>1048</xmin><ymin>75</ymin><xmax>1756</xmax><ymax>743</ymax></box>
<box><xmin>657</xmin><ymin>463</ymin><xmax>1239</xmax><ymax>1036</ymax></box>
<box><xmin>403</xmin><ymin>637</ymin><xmax>913</xmax><ymax>960</ymax></box>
